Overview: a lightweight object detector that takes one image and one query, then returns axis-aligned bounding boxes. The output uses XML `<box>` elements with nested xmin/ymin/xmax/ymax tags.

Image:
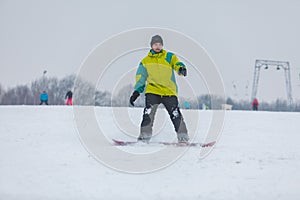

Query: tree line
<box><xmin>0</xmin><ymin>74</ymin><xmax>299</xmax><ymax>112</ymax></box>
<box><xmin>0</xmin><ymin>74</ymin><xmax>109</xmax><ymax>106</ymax></box>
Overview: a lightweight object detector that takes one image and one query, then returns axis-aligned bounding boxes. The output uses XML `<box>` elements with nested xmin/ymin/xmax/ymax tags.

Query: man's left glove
<box><xmin>129</xmin><ymin>91</ymin><xmax>140</xmax><ymax>106</ymax></box>
<box><xmin>178</xmin><ymin>67</ymin><xmax>187</xmax><ymax>76</ymax></box>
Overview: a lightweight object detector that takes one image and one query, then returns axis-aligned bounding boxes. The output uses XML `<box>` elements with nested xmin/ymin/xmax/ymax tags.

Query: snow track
<box><xmin>0</xmin><ymin>106</ymin><xmax>299</xmax><ymax>200</ymax></box>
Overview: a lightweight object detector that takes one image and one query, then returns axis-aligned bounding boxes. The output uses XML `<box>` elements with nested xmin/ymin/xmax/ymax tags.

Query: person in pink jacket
<box><xmin>252</xmin><ymin>98</ymin><xmax>259</xmax><ymax>111</ymax></box>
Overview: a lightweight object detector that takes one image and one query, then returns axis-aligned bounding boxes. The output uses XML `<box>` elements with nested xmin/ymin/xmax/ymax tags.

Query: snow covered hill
<box><xmin>0</xmin><ymin>106</ymin><xmax>299</xmax><ymax>200</ymax></box>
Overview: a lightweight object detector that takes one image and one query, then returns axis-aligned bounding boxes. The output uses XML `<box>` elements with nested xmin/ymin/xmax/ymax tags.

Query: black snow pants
<box><xmin>138</xmin><ymin>93</ymin><xmax>189</xmax><ymax>142</ymax></box>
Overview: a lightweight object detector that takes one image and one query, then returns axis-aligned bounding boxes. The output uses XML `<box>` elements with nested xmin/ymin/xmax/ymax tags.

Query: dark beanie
<box><xmin>150</xmin><ymin>35</ymin><xmax>163</xmax><ymax>46</ymax></box>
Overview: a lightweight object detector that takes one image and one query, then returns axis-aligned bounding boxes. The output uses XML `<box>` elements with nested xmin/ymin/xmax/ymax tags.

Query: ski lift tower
<box><xmin>251</xmin><ymin>59</ymin><xmax>293</xmax><ymax>106</ymax></box>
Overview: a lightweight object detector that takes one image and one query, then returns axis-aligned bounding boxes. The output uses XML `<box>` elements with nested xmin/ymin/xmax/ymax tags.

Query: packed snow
<box><xmin>0</xmin><ymin>106</ymin><xmax>299</xmax><ymax>200</ymax></box>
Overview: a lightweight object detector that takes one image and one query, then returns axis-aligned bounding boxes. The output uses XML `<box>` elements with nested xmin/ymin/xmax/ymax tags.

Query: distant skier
<box><xmin>65</xmin><ymin>90</ymin><xmax>73</xmax><ymax>106</ymax></box>
<box><xmin>129</xmin><ymin>35</ymin><xmax>189</xmax><ymax>143</ymax></box>
<box><xmin>252</xmin><ymin>98</ymin><xmax>259</xmax><ymax>111</ymax></box>
<box><xmin>40</xmin><ymin>91</ymin><xmax>48</xmax><ymax>105</ymax></box>
<box><xmin>183</xmin><ymin>101</ymin><xmax>190</xmax><ymax>109</ymax></box>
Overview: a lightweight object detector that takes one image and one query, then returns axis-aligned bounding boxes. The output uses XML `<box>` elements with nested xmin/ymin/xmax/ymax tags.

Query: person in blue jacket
<box><xmin>40</xmin><ymin>91</ymin><xmax>49</xmax><ymax>105</ymax></box>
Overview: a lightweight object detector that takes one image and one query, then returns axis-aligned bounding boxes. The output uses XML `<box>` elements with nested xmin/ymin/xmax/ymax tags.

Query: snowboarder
<box><xmin>252</xmin><ymin>98</ymin><xmax>259</xmax><ymax>111</ymax></box>
<box><xmin>129</xmin><ymin>35</ymin><xmax>189</xmax><ymax>143</ymax></box>
<box><xmin>40</xmin><ymin>91</ymin><xmax>48</xmax><ymax>105</ymax></box>
<box><xmin>65</xmin><ymin>90</ymin><xmax>73</xmax><ymax>106</ymax></box>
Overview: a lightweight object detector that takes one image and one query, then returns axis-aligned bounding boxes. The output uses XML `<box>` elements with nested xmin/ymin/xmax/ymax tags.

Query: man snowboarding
<box><xmin>129</xmin><ymin>35</ymin><xmax>189</xmax><ymax>143</ymax></box>
<box><xmin>65</xmin><ymin>90</ymin><xmax>73</xmax><ymax>106</ymax></box>
<box><xmin>40</xmin><ymin>91</ymin><xmax>48</xmax><ymax>105</ymax></box>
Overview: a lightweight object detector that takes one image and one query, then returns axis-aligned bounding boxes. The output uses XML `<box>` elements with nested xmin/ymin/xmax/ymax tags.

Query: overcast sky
<box><xmin>0</xmin><ymin>0</ymin><xmax>299</xmax><ymax>102</ymax></box>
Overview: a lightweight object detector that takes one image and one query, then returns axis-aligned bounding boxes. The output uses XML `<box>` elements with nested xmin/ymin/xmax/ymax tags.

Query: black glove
<box><xmin>129</xmin><ymin>91</ymin><xmax>140</xmax><ymax>106</ymax></box>
<box><xmin>178</xmin><ymin>67</ymin><xmax>187</xmax><ymax>76</ymax></box>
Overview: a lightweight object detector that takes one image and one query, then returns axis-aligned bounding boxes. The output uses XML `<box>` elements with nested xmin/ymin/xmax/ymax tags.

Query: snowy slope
<box><xmin>0</xmin><ymin>106</ymin><xmax>299</xmax><ymax>200</ymax></box>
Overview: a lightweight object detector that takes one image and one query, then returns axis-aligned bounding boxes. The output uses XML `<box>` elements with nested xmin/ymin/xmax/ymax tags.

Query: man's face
<box><xmin>151</xmin><ymin>43</ymin><xmax>163</xmax><ymax>53</ymax></box>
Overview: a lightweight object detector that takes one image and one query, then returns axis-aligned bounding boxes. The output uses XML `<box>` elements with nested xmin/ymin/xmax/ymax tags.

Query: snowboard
<box><xmin>112</xmin><ymin>139</ymin><xmax>215</xmax><ymax>147</ymax></box>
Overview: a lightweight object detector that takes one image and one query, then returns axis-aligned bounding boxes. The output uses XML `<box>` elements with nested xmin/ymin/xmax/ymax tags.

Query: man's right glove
<box><xmin>178</xmin><ymin>67</ymin><xmax>187</xmax><ymax>76</ymax></box>
<box><xmin>129</xmin><ymin>91</ymin><xmax>140</xmax><ymax>106</ymax></box>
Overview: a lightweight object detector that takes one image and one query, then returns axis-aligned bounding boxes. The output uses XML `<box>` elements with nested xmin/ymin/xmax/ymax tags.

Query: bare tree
<box><xmin>95</xmin><ymin>91</ymin><xmax>111</xmax><ymax>106</ymax></box>
<box><xmin>0</xmin><ymin>84</ymin><xmax>4</xmax><ymax>104</ymax></box>
<box><xmin>73</xmin><ymin>77</ymin><xmax>95</xmax><ymax>105</ymax></box>
<box><xmin>111</xmin><ymin>84</ymin><xmax>144</xmax><ymax>107</ymax></box>
<box><xmin>1</xmin><ymin>85</ymin><xmax>33</xmax><ymax>105</ymax></box>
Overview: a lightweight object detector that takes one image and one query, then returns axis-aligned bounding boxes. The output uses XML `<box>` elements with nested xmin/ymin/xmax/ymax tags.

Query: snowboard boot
<box><xmin>137</xmin><ymin>133</ymin><xmax>152</xmax><ymax>143</ymax></box>
<box><xmin>177</xmin><ymin>133</ymin><xmax>189</xmax><ymax>143</ymax></box>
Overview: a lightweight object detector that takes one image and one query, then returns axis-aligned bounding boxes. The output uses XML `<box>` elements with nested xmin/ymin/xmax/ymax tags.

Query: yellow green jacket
<box><xmin>134</xmin><ymin>49</ymin><xmax>186</xmax><ymax>96</ymax></box>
